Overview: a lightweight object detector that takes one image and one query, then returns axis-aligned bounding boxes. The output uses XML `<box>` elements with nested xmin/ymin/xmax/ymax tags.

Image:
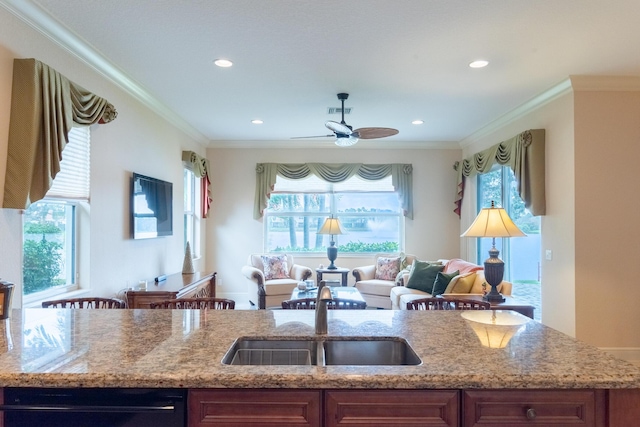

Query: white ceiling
<box><xmin>5</xmin><ymin>0</ymin><xmax>640</xmax><ymax>148</ymax></box>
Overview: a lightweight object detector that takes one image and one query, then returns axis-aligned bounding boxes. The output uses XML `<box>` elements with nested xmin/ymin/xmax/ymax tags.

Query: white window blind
<box><xmin>46</xmin><ymin>126</ymin><xmax>91</xmax><ymax>201</ymax></box>
<box><xmin>273</xmin><ymin>174</ymin><xmax>394</xmax><ymax>193</ymax></box>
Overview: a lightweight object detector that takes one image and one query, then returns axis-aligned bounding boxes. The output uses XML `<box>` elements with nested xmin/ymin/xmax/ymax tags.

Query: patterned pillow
<box><xmin>261</xmin><ymin>255</ymin><xmax>290</xmax><ymax>280</ymax></box>
<box><xmin>375</xmin><ymin>256</ymin><xmax>401</xmax><ymax>281</ymax></box>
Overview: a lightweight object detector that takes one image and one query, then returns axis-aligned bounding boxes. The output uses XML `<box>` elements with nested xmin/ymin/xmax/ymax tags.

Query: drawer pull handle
<box><xmin>526</xmin><ymin>408</ymin><xmax>537</xmax><ymax>420</ymax></box>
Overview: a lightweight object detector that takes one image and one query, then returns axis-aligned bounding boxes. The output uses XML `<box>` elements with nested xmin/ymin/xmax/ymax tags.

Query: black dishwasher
<box><xmin>1</xmin><ymin>387</ymin><xmax>186</xmax><ymax>427</ymax></box>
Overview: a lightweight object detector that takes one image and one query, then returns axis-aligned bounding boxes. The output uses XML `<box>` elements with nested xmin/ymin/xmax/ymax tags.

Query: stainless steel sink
<box><xmin>323</xmin><ymin>338</ymin><xmax>421</xmax><ymax>366</ymax></box>
<box><xmin>222</xmin><ymin>337</ymin><xmax>421</xmax><ymax>366</ymax></box>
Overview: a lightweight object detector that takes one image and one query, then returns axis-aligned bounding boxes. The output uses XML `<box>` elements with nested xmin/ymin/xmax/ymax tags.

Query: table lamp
<box><xmin>461</xmin><ymin>201</ymin><xmax>526</xmax><ymax>302</ymax></box>
<box><xmin>317</xmin><ymin>216</ymin><xmax>346</xmax><ymax>270</ymax></box>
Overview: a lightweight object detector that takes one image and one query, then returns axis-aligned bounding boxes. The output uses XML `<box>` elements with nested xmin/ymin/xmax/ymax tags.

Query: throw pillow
<box><xmin>375</xmin><ymin>256</ymin><xmax>401</xmax><ymax>281</ymax></box>
<box><xmin>261</xmin><ymin>254</ymin><xmax>290</xmax><ymax>280</ymax></box>
<box><xmin>405</xmin><ymin>261</ymin><xmax>444</xmax><ymax>294</ymax></box>
<box><xmin>444</xmin><ymin>272</ymin><xmax>476</xmax><ymax>293</ymax></box>
<box><xmin>432</xmin><ymin>270</ymin><xmax>459</xmax><ymax>296</ymax></box>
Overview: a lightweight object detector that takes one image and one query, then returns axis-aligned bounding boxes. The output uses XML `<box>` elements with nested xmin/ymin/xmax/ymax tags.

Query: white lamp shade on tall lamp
<box><xmin>317</xmin><ymin>217</ymin><xmax>346</xmax><ymax>270</ymax></box>
<box><xmin>461</xmin><ymin>203</ymin><xmax>526</xmax><ymax>239</ymax></box>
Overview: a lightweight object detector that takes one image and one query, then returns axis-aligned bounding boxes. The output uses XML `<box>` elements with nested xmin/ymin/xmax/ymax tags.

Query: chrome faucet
<box><xmin>315</xmin><ymin>281</ymin><xmax>333</xmax><ymax>334</ymax></box>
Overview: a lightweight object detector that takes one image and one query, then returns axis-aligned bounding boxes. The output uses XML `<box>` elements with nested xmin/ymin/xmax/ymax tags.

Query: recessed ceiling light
<box><xmin>251</xmin><ymin>119</ymin><xmax>263</xmax><ymax>124</ymax></box>
<box><xmin>469</xmin><ymin>60</ymin><xmax>489</xmax><ymax>68</ymax></box>
<box><xmin>411</xmin><ymin>120</ymin><xmax>424</xmax><ymax>125</ymax></box>
<box><xmin>214</xmin><ymin>59</ymin><xmax>233</xmax><ymax>68</ymax></box>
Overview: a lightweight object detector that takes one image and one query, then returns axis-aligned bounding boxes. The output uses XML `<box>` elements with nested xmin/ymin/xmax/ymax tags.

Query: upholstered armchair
<box><xmin>241</xmin><ymin>254</ymin><xmax>313</xmax><ymax>309</ymax></box>
<box><xmin>353</xmin><ymin>253</ymin><xmax>417</xmax><ymax>309</ymax></box>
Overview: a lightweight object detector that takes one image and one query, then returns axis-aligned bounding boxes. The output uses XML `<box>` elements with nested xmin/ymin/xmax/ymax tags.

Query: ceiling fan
<box><xmin>293</xmin><ymin>93</ymin><xmax>399</xmax><ymax>146</ymax></box>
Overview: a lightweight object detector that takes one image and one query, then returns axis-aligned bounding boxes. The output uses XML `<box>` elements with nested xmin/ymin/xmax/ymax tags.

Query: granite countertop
<box><xmin>0</xmin><ymin>308</ymin><xmax>638</xmax><ymax>390</ymax></box>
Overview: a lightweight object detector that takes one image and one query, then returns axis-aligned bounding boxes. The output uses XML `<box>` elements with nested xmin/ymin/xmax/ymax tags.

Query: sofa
<box><xmin>390</xmin><ymin>258</ymin><xmax>512</xmax><ymax>310</ymax></box>
<box><xmin>241</xmin><ymin>254</ymin><xmax>313</xmax><ymax>309</ymax></box>
<box><xmin>352</xmin><ymin>254</ymin><xmax>417</xmax><ymax>309</ymax></box>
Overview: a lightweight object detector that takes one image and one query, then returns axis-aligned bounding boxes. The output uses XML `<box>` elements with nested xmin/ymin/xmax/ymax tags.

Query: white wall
<box><xmin>206</xmin><ymin>147</ymin><xmax>462</xmax><ymax>304</ymax></box>
<box><xmin>0</xmin><ymin>7</ymin><xmax>207</xmax><ymax>305</ymax></box>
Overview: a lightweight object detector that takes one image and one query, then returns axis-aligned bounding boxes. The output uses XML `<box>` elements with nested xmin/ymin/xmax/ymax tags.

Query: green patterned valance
<box><xmin>254</xmin><ymin>163</ymin><xmax>413</xmax><ymax>220</ymax></box>
<box><xmin>453</xmin><ymin>129</ymin><xmax>545</xmax><ymax>216</ymax></box>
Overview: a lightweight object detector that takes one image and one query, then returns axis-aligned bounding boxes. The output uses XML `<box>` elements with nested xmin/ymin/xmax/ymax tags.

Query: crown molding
<box><xmin>459</xmin><ymin>78</ymin><xmax>572</xmax><ymax>148</ymax></box>
<box><xmin>570</xmin><ymin>75</ymin><xmax>640</xmax><ymax>91</ymax></box>
<box><xmin>0</xmin><ymin>0</ymin><xmax>208</xmax><ymax>145</ymax></box>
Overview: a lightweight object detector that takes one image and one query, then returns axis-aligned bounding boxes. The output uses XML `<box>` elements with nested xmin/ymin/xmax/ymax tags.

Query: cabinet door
<box><xmin>325</xmin><ymin>390</ymin><xmax>459</xmax><ymax>427</ymax></box>
<box><xmin>188</xmin><ymin>389</ymin><xmax>321</xmax><ymax>426</ymax></box>
<box><xmin>463</xmin><ymin>389</ymin><xmax>605</xmax><ymax>427</ymax></box>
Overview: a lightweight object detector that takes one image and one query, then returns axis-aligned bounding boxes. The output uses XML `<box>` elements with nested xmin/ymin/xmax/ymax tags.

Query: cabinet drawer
<box><xmin>463</xmin><ymin>390</ymin><xmax>605</xmax><ymax>427</ymax></box>
<box><xmin>326</xmin><ymin>390</ymin><xmax>459</xmax><ymax>426</ymax></box>
<box><xmin>188</xmin><ymin>389</ymin><xmax>321</xmax><ymax>426</ymax></box>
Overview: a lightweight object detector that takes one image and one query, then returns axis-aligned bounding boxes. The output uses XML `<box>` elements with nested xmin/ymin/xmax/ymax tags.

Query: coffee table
<box><xmin>290</xmin><ymin>286</ymin><xmax>366</xmax><ymax>306</ymax></box>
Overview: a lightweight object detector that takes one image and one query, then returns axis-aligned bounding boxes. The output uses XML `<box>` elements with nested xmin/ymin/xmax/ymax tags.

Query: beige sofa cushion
<box><xmin>355</xmin><ymin>279</ymin><xmax>396</xmax><ymax>297</ymax></box>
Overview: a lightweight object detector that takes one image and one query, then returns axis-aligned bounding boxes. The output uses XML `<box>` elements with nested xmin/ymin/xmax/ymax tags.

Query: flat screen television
<box><xmin>131</xmin><ymin>173</ymin><xmax>173</xmax><ymax>239</ymax></box>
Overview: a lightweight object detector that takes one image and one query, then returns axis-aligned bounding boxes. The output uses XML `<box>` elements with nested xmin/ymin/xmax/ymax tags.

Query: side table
<box><xmin>316</xmin><ymin>267</ymin><xmax>350</xmax><ymax>287</ymax></box>
<box><xmin>442</xmin><ymin>294</ymin><xmax>534</xmax><ymax>319</ymax></box>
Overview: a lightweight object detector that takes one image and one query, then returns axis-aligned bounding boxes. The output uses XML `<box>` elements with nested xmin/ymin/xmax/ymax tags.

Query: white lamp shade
<box><xmin>317</xmin><ymin>217</ymin><xmax>346</xmax><ymax>235</ymax></box>
<box><xmin>461</xmin><ymin>205</ymin><xmax>526</xmax><ymax>238</ymax></box>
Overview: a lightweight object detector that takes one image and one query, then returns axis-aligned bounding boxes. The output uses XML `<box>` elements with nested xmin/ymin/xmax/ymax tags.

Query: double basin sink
<box><xmin>222</xmin><ymin>337</ymin><xmax>421</xmax><ymax>366</ymax></box>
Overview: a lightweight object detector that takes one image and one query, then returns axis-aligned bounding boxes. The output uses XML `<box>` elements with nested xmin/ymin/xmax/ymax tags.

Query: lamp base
<box><xmin>326</xmin><ymin>243</ymin><xmax>338</xmax><ymax>270</ymax></box>
<box><xmin>482</xmin><ymin>246</ymin><xmax>506</xmax><ymax>303</ymax></box>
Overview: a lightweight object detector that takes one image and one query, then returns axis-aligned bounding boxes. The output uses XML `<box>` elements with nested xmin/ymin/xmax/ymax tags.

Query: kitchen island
<box><xmin>0</xmin><ymin>308</ymin><xmax>639</xmax><ymax>426</ymax></box>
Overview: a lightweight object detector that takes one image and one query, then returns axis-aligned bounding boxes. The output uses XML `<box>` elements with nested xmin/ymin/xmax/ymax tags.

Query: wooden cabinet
<box><xmin>187</xmin><ymin>389</ymin><xmax>457</xmax><ymax>426</ymax></box>
<box><xmin>325</xmin><ymin>390</ymin><xmax>459</xmax><ymax>426</ymax></box>
<box><xmin>126</xmin><ymin>272</ymin><xmax>216</xmax><ymax>308</ymax></box>
<box><xmin>463</xmin><ymin>389</ymin><xmax>606</xmax><ymax>427</ymax></box>
<box><xmin>188</xmin><ymin>389</ymin><xmax>321</xmax><ymax>426</ymax></box>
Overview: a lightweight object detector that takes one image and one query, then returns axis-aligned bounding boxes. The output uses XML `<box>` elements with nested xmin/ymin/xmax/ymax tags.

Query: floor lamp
<box><xmin>317</xmin><ymin>216</ymin><xmax>346</xmax><ymax>270</ymax></box>
<box><xmin>461</xmin><ymin>201</ymin><xmax>526</xmax><ymax>302</ymax></box>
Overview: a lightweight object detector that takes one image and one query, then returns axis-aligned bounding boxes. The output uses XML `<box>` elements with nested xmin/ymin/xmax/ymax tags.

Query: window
<box><xmin>477</xmin><ymin>166</ymin><xmax>541</xmax><ymax>320</ymax></box>
<box><xmin>184</xmin><ymin>168</ymin><xmax>201</xmax><ymax>258</ymax></box>
<box><xmin>264</xmin><ymin>175</ymin><xmax>403</xmax><ymax>254</ymax></box>
<box><xmin>22</xmin><ymin>126</ymin><xmax>90</xmax><ymax>302</ymax></box>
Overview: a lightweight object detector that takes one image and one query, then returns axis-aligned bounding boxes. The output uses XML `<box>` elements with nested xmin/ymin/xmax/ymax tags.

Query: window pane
<box><xmin>334</xmin><ymin>193</ymin><xmax>401</xmax><ymax>213</ymax></box>
<box><xmin>265</xmin><ymin>191</ymin><xmax>402</xmax><ymax>254</ymax></box>
<box><xmin>267</xmin><ymin>194</ymin><xmax>330</xmax><ymax>213</ymax></box>
<box><xmin>23</xmin><ymin>201</ymin><xmax>75</xmax><ymax>296</ymax></box>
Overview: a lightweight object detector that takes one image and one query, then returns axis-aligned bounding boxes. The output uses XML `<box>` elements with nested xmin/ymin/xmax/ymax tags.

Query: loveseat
<box><xmin>241</xmin><ymin>254</ymin><xmax>312</xmax><ymax>309</ymax></box>
<box><xmin>390</xmin><ymin>258</ymin><xmax>512</xmax><ymax>309</ymax></box>
<box><xmin>352</xmin><ymin>254</ymin><xmax>417</xmax><ymax>309</ymax></box>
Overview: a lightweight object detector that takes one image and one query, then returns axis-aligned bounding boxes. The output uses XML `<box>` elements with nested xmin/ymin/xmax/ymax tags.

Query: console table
<box><xmin>125</xmin><ymin>271</ymin><xmax>216</xmax><ymax>308</ymax></box>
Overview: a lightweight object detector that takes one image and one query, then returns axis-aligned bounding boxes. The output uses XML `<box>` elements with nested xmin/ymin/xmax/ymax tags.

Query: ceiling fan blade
<box><xmin>290</xmin><ymin>134</ymin><xmax>334</xmax><ymax>139</ymax></box>
<box><xmin>325</xmin><ymin>120</ymin><xmax>352</xmax><ymax>135</ymax></box>
<box><xmin>353</xmin><ymin>127</ymin><xmax>399</xmax><ymax>139</ymax></box>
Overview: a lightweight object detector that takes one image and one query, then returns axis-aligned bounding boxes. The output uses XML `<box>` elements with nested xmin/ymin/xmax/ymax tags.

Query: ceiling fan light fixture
<box><xmin>251</xmin><ymin>119</ymin><xmax>263</xmax><ymax>124</ymax></box>
<box><xmin>412</xmin><ymin>120</ymin><xmax>424</xmax><ymax>125</ymax></box>
<box><xmin>335</xmin><ymin>136</ymin><xmax>358</xmax><ymax>147</ymax></box>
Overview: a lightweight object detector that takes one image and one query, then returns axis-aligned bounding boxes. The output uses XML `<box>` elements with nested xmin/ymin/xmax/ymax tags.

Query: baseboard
<box><xmin>600</xmin><ymin>347</ymin><xmax>640</xmax><ymax>366</ymax></box>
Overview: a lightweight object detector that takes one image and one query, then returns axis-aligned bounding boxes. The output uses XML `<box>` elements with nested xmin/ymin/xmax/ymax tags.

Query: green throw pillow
<box><xmin>431</xmin><ymin>270</ymin><xmax>459</xmax><ymax>296</ymax></box>
<box><xmin>405</xmin><ymin>261</ymin><xmax>444</xmax><ymax>294</ymax></box>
